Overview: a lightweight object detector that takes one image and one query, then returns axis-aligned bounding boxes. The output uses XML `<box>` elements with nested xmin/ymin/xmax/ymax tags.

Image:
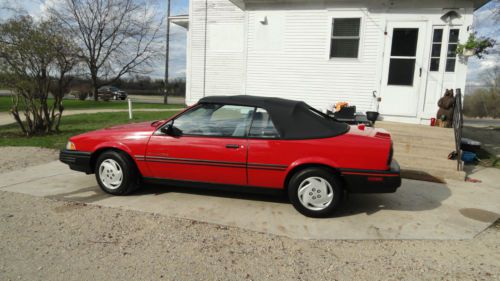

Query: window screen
<box><xmin>446</xmin><ymin>29</ymin><xmax>459</xmax><ymax>72</ymax></box>
<box><xmin>330</xmin><ymin>18</ymin><xmax>361</xmax><ymax>58</ymax></box>
<box><xmin>387</xmin><ymin>28</ymin><xmax>419</xmax><ymax>86</ymax></box>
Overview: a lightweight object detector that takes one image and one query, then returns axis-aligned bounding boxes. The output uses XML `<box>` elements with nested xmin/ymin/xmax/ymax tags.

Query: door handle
<box><xmin>419</xmin><ymin>67</ymin><xmax>422</xmax><ymax>77</ymax></box>
<box><xmin>225</xmin><ymin>144</ymin><xmax>240</xmax><ymax>149</ymax></box>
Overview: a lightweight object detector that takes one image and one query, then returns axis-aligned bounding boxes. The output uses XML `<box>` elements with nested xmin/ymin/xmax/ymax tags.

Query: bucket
<box><xmin>366</xmin><ymin>111</ymin><xmax>379</xmax><ymax>124</ymax></box>
<box><xmin>461</xmin><ymin>151</ymin><xmax>476</xmax><ymax>164</ymax></box>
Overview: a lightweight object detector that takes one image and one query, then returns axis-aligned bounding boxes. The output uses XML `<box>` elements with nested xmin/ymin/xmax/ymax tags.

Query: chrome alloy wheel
<box><xmin>99</xmin><ymin>159</ymin><xmax>123</xmax><ymax>190</ymax></box>
<box><xmin>297</xmin><ymin>176</ymin><xmax>334</xmax><ymax>211</ymax></box>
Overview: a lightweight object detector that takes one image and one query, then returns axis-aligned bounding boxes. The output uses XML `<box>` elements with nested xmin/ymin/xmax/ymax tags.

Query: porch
<box><xmin>377</xmin><ymin>121</ymin><xmax>465</xmax><ymax>181</ymax></box>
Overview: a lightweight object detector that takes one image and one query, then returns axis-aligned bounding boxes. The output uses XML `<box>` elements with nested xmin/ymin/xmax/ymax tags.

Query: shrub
<box><xmin>464</xmin><ymin>88</ymin><xmax>500</xmax><ymax>118</ymax></box>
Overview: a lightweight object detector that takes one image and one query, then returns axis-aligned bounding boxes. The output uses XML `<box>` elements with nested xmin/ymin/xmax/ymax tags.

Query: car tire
<box><xmin>95</xmin><ymin>150</ymin><xmax>140</xmax><ymax>195</ymax></box>
<box><xmin>287</xmin><ymin>167</ymin><xmax>342</xmax><ymax>218</ymax></box>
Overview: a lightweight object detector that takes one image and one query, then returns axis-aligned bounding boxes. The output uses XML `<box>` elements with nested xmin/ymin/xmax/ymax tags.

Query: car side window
<box><xmin>249</xmin><ymin>108</ymin><xmax>280</xmax><ymax>139</ymax></box>
<box><xmin>173</xmin><ymin>104</ymin><xmax>255</xmax><ymax>137</ymax></box>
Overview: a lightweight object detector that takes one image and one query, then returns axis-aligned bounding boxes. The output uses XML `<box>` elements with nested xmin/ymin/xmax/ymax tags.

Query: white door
<box><xmin>380</xmin><ymin>22</ymin><xmax>427</xmax><ymax>117</ymax></box>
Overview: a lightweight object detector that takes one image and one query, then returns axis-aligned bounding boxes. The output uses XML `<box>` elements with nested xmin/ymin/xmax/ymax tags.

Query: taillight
<box><xmin>387</xmin><ymin>141</ymin><xmax>393</xmax><ymax>167</ymax></box>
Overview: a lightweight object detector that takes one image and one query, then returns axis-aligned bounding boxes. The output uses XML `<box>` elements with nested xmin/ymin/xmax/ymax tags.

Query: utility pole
<box><xmin>164</xmin><ymin>0</ymin><xmax>171</xmax><ymax>104</ymax></box>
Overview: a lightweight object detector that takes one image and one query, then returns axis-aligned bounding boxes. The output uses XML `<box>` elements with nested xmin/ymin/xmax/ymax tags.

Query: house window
<box><xmin>445</xmin><ymin>29</ymin><xmax>460</xmax><ymax>72</ymax></box>
<box><xmin>330</xmin><ymin>18</ymin><xmax>361</xmax><ymax>58</ymax></box>
<box><xmin>429</xmin><ymin>29</ymin><xmax>443</xmax><ymax>71</ymax></box>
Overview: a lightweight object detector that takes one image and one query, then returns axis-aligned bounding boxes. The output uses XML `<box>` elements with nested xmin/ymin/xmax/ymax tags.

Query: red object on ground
<box><xmin>465</xmin><ymin>177</ymin><xmax>482</xmax><ymax>183</ymax></box>
<box><xmin>431</xmin><ymin>118</ymin><xmax>436</xmax><ymax>126</ymax></box>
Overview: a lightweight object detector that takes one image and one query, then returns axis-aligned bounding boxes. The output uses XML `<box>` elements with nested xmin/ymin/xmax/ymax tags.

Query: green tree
<box><xmin>0</xmin><ymin>16</ymin><xmax>81</xmax><ymax>135</ymax></box>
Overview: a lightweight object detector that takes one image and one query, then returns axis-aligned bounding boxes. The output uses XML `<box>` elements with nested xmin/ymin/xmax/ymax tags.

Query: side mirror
<box><xmin>161</xmin><ymin>124</ymin><xmax>182</xmax><ymax>137</ymax></box>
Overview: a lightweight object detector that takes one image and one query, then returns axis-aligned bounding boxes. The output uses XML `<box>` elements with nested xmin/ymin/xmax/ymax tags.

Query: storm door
<box><xmin>380</xmin><ymin>22</ymin><xmax>427</xmax><ymax>117</ymax></box>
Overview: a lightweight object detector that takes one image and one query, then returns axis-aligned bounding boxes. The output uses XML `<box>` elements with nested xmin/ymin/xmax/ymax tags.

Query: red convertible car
<box><xmin>60</xmin><ymin>95</ymin><xmax>400</xmax><ymax>217</ymax></box>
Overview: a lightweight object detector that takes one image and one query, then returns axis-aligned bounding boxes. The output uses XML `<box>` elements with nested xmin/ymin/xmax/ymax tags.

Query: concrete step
<box><xmin>375</xmin><ymin>121</ymin><xmax>463</xmax><ymax>181</ymax></box>
<box><xmin>377</xmin><ymin>121</ymin><xmax>454</xmax><ymax>134</ymax></box>
<box><xmin>395</xmin><ymin>154</ymin><xmax>458</xmax><ymax>170</ymax></box>
<box><xmin>391</xmin><ymin>134</ymin><xmax>456</xmax><ymax>147</ymax></box>
<box><xmin>389</xmin><ymin>130</ymin><xmax>455</xmax><ymax>141</ymax></box>
<box><xmin>385</xmin><ymin>129</ymin><xmax>455</xmax><ymax>139</ymax></box>
<box><xmin>378</xmin><ymin>122</ymin><xmax>455</xmax><ymax>142</ymax></box>
<box><xmin>393</xmin><ymin>143</ymin><xmax>453</xmax><ymax>158</ymax></box>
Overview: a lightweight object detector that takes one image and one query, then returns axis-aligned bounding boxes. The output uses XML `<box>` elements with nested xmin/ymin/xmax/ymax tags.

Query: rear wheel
<box><xmin>95</xmin><ymin>151</ymin><xmax>140</xmax><ymax>195</ymax></box>
<box><xmin>288</xmin><ymin>167</ymin><xmax>342</xmax><ymax>218</ymax></box>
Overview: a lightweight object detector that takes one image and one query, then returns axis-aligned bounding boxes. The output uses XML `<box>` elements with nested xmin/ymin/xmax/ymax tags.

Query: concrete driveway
<box><xmin>1</xmin><ymin>161</ymin><xmax>499</xmax><ymax>240</ymax></box>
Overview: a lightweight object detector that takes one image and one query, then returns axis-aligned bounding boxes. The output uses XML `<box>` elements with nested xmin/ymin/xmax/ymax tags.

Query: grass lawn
<box><xmin>0</xmin><ymin>96</ymin><xmax>183</xmax><ymax>112</ymax></box>
<box><xmin>0</xmin><ymin>111</ymin><xmax>178</xmax><ymax>150</ymax></box>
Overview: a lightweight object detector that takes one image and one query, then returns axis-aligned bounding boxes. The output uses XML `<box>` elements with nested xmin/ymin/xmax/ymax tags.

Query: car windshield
<box><xmin>173</xmin><ymin>104</ymin><xmax>256</xmax><ymax>137</ymax></box>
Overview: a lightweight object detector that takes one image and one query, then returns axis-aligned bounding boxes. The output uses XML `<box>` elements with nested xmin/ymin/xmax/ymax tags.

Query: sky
<box><xmin>1</xmin><ymin>0</ymin><xmax>498</xmax><ymax>88</ymax></box>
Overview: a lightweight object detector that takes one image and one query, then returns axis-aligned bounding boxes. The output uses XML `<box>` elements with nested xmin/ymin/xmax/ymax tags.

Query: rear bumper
<box><xmin>340</xmin><ymin>160</ymin><xmax>402</xmax><ymax>193</ymax></box>
<box><xmin>59</xmin><ymin>150</ymin><xmax>92</xmax><ymax>174</ymax></box>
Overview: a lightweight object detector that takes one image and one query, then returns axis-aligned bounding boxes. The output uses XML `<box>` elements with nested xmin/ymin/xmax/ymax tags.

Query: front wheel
<box><xmin>288</xmin><ymin>168</ymin><xmax>342</xmax><ymax>218</ymax></box>
<box><xmin>95</xmin><ymin>151</ymin><xmax>140</xmax><ymax>195</ymax></box>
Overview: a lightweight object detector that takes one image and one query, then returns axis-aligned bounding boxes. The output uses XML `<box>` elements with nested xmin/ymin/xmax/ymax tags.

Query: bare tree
<box><xmin>48</xmin><ymin>0</ymin><xmax>165</xmax><ymax>100</ymax></box>
<box><xmin>0</xmin><ymin>16</ymin><xmax>81</xmax><ymax>135</ymax></box>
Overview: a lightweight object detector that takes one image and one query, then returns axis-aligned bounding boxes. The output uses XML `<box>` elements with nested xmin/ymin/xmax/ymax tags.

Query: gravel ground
<box><xmin>0</xmin><ymin>147</ymin><xmax>499</xmax><ymax>281</ymax></box>
<box><xmin>0</xmin><ymin>146</ymin><xmax>58</xmax><ymax>173</ymax></box>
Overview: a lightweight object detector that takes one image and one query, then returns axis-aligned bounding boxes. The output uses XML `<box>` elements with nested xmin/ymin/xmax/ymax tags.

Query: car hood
<box><xmin>102</xmin><ymin>121</ymin><xmax>158</xmax><ymax>132</ymax></box>
<box><xmin>69</xmin><ymin>121</ymin><xmax>160</xmax><ymax>152</ymax></box>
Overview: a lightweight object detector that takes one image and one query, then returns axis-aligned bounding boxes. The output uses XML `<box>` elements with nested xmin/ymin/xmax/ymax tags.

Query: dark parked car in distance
<box><xmin>98</xmin><ymin>86</ymin><xmax>128</xmax><ymax>101</ymax></box>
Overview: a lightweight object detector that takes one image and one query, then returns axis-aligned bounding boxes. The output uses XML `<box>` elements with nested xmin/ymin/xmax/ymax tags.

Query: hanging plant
<box><xmin>457</xmin><ymin>33</ymin><xmax>495</xmax><ymax>59</ymax></box>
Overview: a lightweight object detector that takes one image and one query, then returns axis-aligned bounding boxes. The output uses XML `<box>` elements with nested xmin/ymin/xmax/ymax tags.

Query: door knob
<box><xmin>225</xmin><ymin>144</ymin><xmax>240</xmax><ymax>149</ymax></box>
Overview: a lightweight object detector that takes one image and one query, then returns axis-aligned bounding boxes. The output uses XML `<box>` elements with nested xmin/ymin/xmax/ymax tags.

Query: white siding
<box><xmin>188</xmin><ymin>0</ymin><xmax>246</xmax><ymax>105</ymax></box>
<box><xmin>186</xmin><ymin>0</ymin><xmax>475</xmax><ymax>123</ymax></box>
<box><xmin>245</xmin><ymin>8</ymin><xmax>383</xmax><ymax>112</ymax></box>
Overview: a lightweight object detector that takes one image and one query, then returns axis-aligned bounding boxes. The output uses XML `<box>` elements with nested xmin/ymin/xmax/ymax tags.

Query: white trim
<box><xmin>186</xmin><ymin>1</ymin><xmax>194</xmax><ymax>105</ymax></box>
<box><xmin>379</xmin><ymin>20</ymin><xmax>429</xmax><ymax>119</ymax></box>
<box><xmin>242</xmin><ymin>10</ymin><xmax>250</xmax><ymax>96</ymax></box>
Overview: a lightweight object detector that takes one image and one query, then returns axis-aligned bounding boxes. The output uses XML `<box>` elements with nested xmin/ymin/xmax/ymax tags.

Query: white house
<box><xmin>171</xmin><ymin>0</ymin><xmax>490</xmax><ymax>124</ymax></box>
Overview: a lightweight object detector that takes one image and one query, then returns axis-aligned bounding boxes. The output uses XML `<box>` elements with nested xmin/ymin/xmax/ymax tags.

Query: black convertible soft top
<box><xmin>198</xmin><ymin>95</ymin><xmax>350</xmax><ymax>140</ymax></box>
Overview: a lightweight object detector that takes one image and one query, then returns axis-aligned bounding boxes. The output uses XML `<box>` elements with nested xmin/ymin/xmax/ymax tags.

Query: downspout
<box><xmin>203</xmin><ymin>0</ymin><xmax>208</xmax><ymax>97</ymax></box>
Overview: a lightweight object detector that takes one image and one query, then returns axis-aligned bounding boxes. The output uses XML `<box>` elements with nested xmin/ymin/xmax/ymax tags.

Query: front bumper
<box><xmin>115</xmin><ymin>92</ymin><xmax>127</xmax><ymax>99</ymax></box>
<box><xmin>340</xmin><ymin>160</ymin><xmax>402</xmax><ymax>193</ymax></box>
<box><xmin>59</xmin><ymin>150</ymin><xmax>92</xmax><ymax>174</ymax></box>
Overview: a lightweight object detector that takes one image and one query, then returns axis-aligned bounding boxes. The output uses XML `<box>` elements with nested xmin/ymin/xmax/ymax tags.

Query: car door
<box><xmin>246</xmin><ymin>108</ymin><xmax>289</xmax><ymax>188</ymax></box>
<box><xmin>146</xmin><ymin>104</ymin><xmax>254</xmax><ymax>186</ymax></box>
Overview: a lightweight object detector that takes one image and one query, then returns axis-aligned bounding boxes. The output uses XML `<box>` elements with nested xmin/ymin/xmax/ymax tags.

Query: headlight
<box><xmin>66</xmin><ymin>141</ymin><xmax>76</xmax><ymax>150</ymax></box>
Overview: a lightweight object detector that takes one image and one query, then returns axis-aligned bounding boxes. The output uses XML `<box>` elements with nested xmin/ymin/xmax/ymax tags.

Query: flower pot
<box><xmin>462</xmin><ymin>48</ymin><xmax>476</xmax><ymax>57</ymax></box>
<box><xmin>366</xmin><ymin>111</ymin><xmax>379</xmax><ymax>124</ymax></box>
